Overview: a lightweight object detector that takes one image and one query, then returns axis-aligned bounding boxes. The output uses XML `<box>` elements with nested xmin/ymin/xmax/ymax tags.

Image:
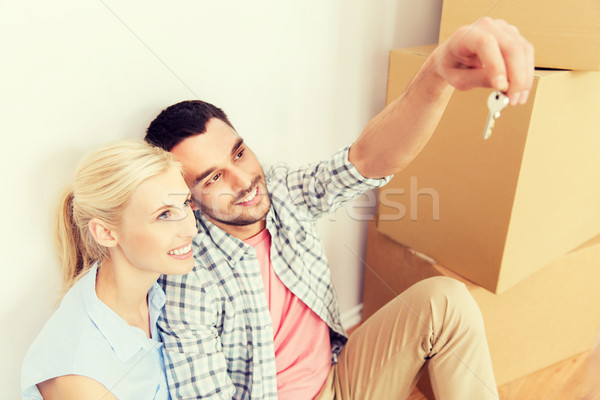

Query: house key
<box><xmin>483</xmin><ymin>91</ymin><xmax>509</xmax><ymax>140</ymax></box>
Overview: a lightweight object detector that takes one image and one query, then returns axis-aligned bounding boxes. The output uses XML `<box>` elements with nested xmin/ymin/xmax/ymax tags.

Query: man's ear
<box><xmin>88</xmin><ymin>218</ymin><xmax>118</xmax><ymax>248</ymax></box>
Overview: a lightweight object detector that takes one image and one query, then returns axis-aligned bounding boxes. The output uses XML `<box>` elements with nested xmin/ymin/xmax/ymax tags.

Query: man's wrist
<box><xmin>418</xmin><ymin>54</ymin><xmax>455</xmax><ymax>100</ymax></box>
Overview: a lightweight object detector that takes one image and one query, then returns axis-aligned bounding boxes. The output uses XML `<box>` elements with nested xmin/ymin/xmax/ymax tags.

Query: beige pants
<box><xmin>315</xmin><ymin>277</ymin><xmax>499</xmax><ymax>400</ymax></box>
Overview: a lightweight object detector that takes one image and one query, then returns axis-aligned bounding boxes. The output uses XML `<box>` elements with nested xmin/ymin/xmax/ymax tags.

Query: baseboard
<box><xmin>340</xmin><ymin>303</ymin><xmax>363</xmax><ymax>331</ymax></box>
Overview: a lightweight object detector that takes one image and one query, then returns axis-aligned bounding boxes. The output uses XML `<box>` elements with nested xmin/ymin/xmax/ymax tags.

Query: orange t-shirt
<box><xmin>245</xmin><ymin>229</ymin><xmax>332</xmax><ymax>400</ymax></box>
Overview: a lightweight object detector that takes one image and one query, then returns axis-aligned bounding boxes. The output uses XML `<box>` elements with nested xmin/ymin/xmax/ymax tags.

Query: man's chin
<box><xmin>216</xmin><ymin>217</ymin><xmax>265</xmax><ymax>227</ymax></box>
<box><xmin>203</xmin><ymin>204</ymin><xmax>271</xmax><ymax>228</ymax></box>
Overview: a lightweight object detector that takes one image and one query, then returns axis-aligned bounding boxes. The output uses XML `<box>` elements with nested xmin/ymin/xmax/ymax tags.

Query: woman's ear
<box><xmin>88</xmin><ymin>218</ymin><xmax>118</xmax><ymax>248</ymax></box>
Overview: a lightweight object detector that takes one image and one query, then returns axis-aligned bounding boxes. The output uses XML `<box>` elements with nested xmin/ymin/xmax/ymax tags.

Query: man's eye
<box><xmin>208</xmin><ymin>173</ymin><xmax>221</xmax><ymax>184</ymax></box>
<box><xmin>234</xmin><ymin>150</ymin><xmax>244</xmax><ymax>161</ymax></box>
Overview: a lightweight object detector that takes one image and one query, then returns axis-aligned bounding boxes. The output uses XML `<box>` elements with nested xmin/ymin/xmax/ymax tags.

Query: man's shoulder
<box><xmin>264</xmin><ymin>162</ymin><xmax>295</xmax><ymax>199</ymax></box>
<box><xmin>265</xmin><ymin>161</ymin><xmax>291</xmax><ymax>183</ymax></box>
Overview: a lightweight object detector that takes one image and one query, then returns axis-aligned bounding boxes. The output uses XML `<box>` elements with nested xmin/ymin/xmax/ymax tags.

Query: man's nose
<box><xmin>230</xmin><ymin>167</ymin><xmax>253</xmax><ymax>193</ymax></box>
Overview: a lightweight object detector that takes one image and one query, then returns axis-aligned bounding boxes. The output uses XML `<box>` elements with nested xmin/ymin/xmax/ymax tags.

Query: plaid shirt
<box><xmin>158</xmin><ymin>145</ymin><xmax>390</xmax><ymax>399</ymax></box>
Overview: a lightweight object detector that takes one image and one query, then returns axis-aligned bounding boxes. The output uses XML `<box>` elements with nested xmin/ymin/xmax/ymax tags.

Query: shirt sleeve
<box><xmin>268</xmin><ymin>144</ymin><xmax>392</xmax><ymax>219</ymax></box>
<box><xmin>158</xmin><ymin>273</ymin><xmax>236</xmax><ymax>400</ymax></box>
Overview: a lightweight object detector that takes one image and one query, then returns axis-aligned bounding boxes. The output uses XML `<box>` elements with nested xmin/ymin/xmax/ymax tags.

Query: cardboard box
<box><xmin>377</xmin><ymin>45</ymin><xmax>600</xmax><ymax>293</ymax></box>
<box><xmin>438</xmin><ymin>0</ymin><xmax>600</xmax><ymax>70</ymax></box>
<box><xmin>362</xmin><ymin>220</ymin><xmax>600</xmax><ymax>386</ymax></box>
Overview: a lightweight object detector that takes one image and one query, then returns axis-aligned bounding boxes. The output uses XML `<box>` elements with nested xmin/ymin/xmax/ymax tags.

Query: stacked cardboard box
<box><xmin>438</xmin><ymin>0</ymin><xmax>600</xmax><ymax>71</ymax></box>
<box><xmin>363</xmin><ymin>221</ymin><xmax>600</xmax><ymax>386</ymax></box>
<box><xmin>363</xmin><ymin>8</ymin><xmax>600</xmax><ymax>390</ymax></box>
<box><xmin>377</xmin><ymin>45</ymin><xmax>600</xmax><ymax>294</ymax></box>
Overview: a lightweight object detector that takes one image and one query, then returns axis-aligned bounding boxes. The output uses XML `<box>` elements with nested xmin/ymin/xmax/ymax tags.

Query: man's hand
<box><xmin>430</xmin><ymin>17</ymin><xmax>534</xmax><ymax>105</ymax></box>
<box><xmin>349</xmin><ymin>17</ymin><xmax>534</xmax><ymax>179</ymax></box>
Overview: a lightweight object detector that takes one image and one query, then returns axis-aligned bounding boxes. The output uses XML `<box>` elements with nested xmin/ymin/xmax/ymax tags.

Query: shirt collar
<box><xmin>82</xmin><ymin>264</ymin><xmax>163</xmax><ymax>363</ymax></box>
<box><xmin>146</xmin><ymin>275</ymin><xmax>166</xmax><ymax>310</ymax></box>
<box><xmin>194</xmin><ymin>208</ymin><xmax>277</xmax><ymax>266</ymax></box>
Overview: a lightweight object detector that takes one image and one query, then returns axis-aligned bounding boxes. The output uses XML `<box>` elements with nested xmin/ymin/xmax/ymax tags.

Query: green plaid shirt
<box><xmin>158</xmin><ymin>145</ymin><xmax>390</xmax><ymax>399</ymax></box>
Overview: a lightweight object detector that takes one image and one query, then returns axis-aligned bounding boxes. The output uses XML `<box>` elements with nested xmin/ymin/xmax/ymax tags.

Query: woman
<box><xmin>21</xmin><ymin>140</ymin><xmax>197</xmax><ymax>399</ymax></box>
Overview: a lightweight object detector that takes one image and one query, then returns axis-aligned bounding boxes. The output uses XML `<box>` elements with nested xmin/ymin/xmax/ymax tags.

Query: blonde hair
<box><xmin>55</xmin><ymin>140</ymin><xmax>181</xmax><ymax>292</ymax></box>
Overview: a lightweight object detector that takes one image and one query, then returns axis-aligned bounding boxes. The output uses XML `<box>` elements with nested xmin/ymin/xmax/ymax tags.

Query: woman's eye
<box><xmin>184</xmin><ymin>198</ymin><xmax>192</xmax><ymax>208</ymax></box>
<box><xmin>158</xmin><ymin>210</ymin><xmax>170</xmax><ymax>220</ymax></box>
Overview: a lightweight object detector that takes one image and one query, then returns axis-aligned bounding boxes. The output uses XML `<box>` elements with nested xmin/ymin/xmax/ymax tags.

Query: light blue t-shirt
<box><xmin>21</xmin><ymin>264</ymin><xmax>170</xmax><ymax>399</ymax></box>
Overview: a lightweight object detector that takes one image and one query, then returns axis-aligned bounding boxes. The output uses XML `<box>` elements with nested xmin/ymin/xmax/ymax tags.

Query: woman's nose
<box><xmin>178</xmin><ymin>205</ymin><xmax>198</xmax><ymax>238</ymax></box>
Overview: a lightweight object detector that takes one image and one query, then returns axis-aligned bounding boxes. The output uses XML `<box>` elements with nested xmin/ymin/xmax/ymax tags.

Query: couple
<box><xmin>22</xmin><ymin>18</ymin><xmax>533</xmax><ymax>400</ymax></box>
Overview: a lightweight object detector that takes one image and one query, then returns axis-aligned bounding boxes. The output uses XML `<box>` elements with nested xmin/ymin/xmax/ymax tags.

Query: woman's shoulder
<box><xmin>21</xmin><ymin>268</ymin><xmax>110</xmax><ymax>396</ymax></box>
<box><xmin>22</xmin><ymin>264</ymin><xmax>170</xmax><ymax>399</ymax></box>
<box><xmin>24</xmin><ymin>269</ymin><xmax>98</xmax><ymax>356</ymax></box>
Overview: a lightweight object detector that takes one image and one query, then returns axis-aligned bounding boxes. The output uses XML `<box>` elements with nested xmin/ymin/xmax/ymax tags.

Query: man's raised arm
<box><xmin>349</xmin><ymin>17</ymin><xmax>534</xmax><ymax>179</ymax></box>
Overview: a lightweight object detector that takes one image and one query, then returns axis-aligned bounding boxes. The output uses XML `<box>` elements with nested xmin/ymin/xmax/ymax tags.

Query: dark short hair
<box><xmin>145</xmin><ymin>100</ymin><xmax>235</xmax><ymax>151</ymax></box>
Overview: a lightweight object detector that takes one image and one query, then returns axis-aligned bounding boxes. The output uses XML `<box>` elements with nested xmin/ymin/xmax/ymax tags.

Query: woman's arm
<box><xmin>37</xmin><ymin>375</ymin><xmax>118</xmax><ymax>400</ymax></box>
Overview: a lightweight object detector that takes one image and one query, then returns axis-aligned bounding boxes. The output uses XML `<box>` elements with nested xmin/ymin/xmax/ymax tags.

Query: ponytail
<box><xmin>54</xmin><ymin>186</ymin><xmax>97</xmax><ymax>293</ymax></box>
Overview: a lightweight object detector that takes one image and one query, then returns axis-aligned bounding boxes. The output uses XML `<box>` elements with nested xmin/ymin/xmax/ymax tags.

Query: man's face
<box><xmin>170</xmin><ymin>118</ymin><xmax>271</xmax><ymax>239</ymax></box>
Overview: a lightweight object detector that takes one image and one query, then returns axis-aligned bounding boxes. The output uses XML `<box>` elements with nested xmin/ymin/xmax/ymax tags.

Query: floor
<box><xmin>409</xmin><ymin>330</ymin><xmax>600</xmax><ymax>400</ymax></box>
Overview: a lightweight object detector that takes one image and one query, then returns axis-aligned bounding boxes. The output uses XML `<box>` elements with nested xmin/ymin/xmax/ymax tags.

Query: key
<box><xmin>483</xmin><ymin>91</ymin><xmax>509</xmax><ymax>140</ymax></box>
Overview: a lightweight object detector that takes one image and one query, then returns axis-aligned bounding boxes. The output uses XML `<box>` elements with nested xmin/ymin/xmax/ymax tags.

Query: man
<box><xmin>145</xmin><ymin>18</ymin><xmax>533</xmax><ymax>399</ymax></box>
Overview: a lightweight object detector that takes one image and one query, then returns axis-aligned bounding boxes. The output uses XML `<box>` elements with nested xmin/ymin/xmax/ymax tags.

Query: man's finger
<box><xmin>445</xmin><ymin>19</ymin><xmax>508</xmax><ymax>91</ymax></box>
<box><xmin>494</xmin><ymin>20</ymin><xmax>534</xmax><ymax>104</ymax></box>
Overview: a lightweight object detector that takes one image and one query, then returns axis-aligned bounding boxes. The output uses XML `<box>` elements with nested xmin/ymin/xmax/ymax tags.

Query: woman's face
<box><xmin>114</xmin><ymin>167</ymin><xmax>197</xmax><ymax>276</ymax></box>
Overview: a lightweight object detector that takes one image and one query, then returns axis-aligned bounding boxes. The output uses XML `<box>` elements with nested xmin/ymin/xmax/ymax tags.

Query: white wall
<box><xmin>1</xmin><ymin>1</ymin><xmax>441</xmax><ymax>397</ymax></box>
